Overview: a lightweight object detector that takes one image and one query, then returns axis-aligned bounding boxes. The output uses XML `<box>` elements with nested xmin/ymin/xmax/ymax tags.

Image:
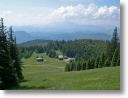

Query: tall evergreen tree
<box><xmin>8</xmin><ymin>27</ymin><xmax>24</xmax><ymax>81</ymax></box>
<box><xmin>94</xmin><ymin>56</ymin><xmax>100</xmax><ymax>68</ymax></box>
<box><xmin>86</xmin><ymin>60</ymin><xmax>90</xmax><ymax>69</ymax></box>
<box><xmin>104</xmin><ymin>58</ymin><xmax>110</xmax><ymax>67</ymax></box>
<box><xmin>98</xmin><ymin>53</ymin><xmax>105</xmax><ymax>68</ymax></box>
<box><xmin>87</xmin><ymin>59</ymin><xmax>95</xmax><ymax>69</ymax></box>
<box><xmin>76</xmin><ymin>61</ymin><xmax>81</xmax><ymax>71</ymax></box>
<box><xmin>73</xmin><ymin>61</ymin><xmax>77</xmax><ymax>71</ymax></box>
<box><xmin>48</xmin><ymin>49</ymin><xmax>56</xmax><ymax>58</ymax></box>
<box><xmin>106</xmin><ymin>27</ymin><xmax>119</xmax><ymax>61</ymax></box>
<box><xmin>90</xmin><ymin>59</ymin><xmax>95</xmax><ymax>69</ymax></box>
<box><xmin>111</xmin><ymin>48</ymin><xmax>119</xmax><ymax>66</ymax></box>
<box><xmin>111</xmin><ymin>27</ymin><xmax>119</xmax><ymax>52</ymax></box>
<box><xmin>0</xmin><ymin>18</ymin><xmax>18</xmax><ymax>89</ymax></box>
<box><xmin>65</xmin><ymin>63</ymin><xmax>70</xmax><ymax>72</ymax></box>
<box><xmin>82</xmin><ymin>61</ymin><xmax>87</xmax><ymax>70</ymax></box>
<box><xmin>116</xmin><ymin>55</ymin><xmax>120</xmax><ymax>66</ymax></box>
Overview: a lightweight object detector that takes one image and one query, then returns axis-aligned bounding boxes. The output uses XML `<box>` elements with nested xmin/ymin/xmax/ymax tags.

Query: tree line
<box><xmin>19</xmin><ymin>39</ymin><xmax>107</xmax><ymax>60</ymax></box>
<box><xmin>65</xmin><ymin>27</ymin><xmax>120</xmax><ymax>72</ymax></box>
<box><xmin>0</xmin><ymin>18</ymin><xmax>24</xmax><ymax>89</ymax></box>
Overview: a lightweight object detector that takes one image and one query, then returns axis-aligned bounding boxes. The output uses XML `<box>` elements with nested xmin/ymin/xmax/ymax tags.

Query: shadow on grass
<box><xmin>21</xmin><ymin>79</ymin><xmax>28</xmax><ymax>82</ymax></box>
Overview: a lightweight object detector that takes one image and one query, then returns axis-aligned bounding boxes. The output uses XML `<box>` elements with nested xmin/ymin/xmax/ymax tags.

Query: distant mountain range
<box><xmin>13</xmin><ymin>21</ymin><xmax>117</xmax><ymax>34</ymax></box>
<box><xmin>14</xmin><ymin>31</ymin><xmax>112</xmax><ymax>44</ymax></box>
<box><xmin>12</xmin><ymin>22</ymin><xmax>119</xmax><ymax>43</ymax></box>
<box><xmin>14</xmin><ymin>31</ymin><xmax>34</xmax><ymax>43</ymax></box>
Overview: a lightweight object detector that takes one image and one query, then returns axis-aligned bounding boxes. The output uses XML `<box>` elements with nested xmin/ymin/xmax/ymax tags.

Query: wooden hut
<box><xmin>36</xmin><ymin>57</ymin><xmax>44</xmax><ymax>62</ymax></box>
<box><xmin>58</xmin><ymin>55</ymin><xmax>64</xmax><ymax>60</ymax></box>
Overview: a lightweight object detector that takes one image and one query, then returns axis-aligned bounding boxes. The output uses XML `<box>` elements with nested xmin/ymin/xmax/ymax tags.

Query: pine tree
<box><xmin>90</xmin><ymin>59</ymin><xmax>95</xmax><ymax>69</ymax></box>
<box><xmin>8</xmin><ymin>27</ymin><xmax>24</xmax><ymax>81</ymax></box>
<box><xmin>48</xmin><ymin>49</ymin><xmax>56</xmax><ymax>58</ymax></box>
<box><xmin>105</xmin><ymin>27</ymin><xmax>120</xmax><ymax>67</ymax></box>
<box><xmin>98</xmin><ymin>53</ymin><xmax>105</xmax><ymax>68</ymax></box>
<box><xmin>0</xmin><ymin>18</ymin><xmax>18</xmax><ymax>89</ymax></box>
<box><xmin>116</xmin><ymin>55</ymin><xmax>120</xmax><ymax>66</ymax></box>
<box><xmin>86</xmin><ymin>60</ymin><xmax>90</xmax><ymax>69</ymax></box>
<box><xmin>70</xmin><ymin>61</ymin><xmax>74</xmax><ymax>71</ymax></box>
<box><xmin>94</xmin><ymin>56</ymin><xmax>100</xmax><ymax>68</ymax></box>
<box><xmin>111</xmin><ymin>48</ymin><xmax>119</xmax><ymax>66</ymax></box>
<box><xmin>106</xmin><ymin>27</ymin><xmax>119</xmax><ymax>62</ymax></box>
<box><xmin>111</xmin><ymin>27</ymin><xmax>119</xmax><ymax>53</ymax></box>
<box><xmin>87</xmin><ymin>59</ymin><xmax>95</xmax><ymax>69</ymax></box>
<box><xmin>65</xmin><ymin>64</ymin><xmax>69</xmax><ymax>72</ymax></box>
<box><xmin>72</xmin><ymin>61</ymin><xmax>77</xmax><ymax>71</ymax></box>
<box><xmin>104</xmin><ymin>58</ymin><xmax>110</xmax><ymax>67</ymax></box>
<box><xmin>76</xmin><ymin>61</ymin><xmax>81</xmax><ymax>71</ymax></box>
<box><xmin>79</xmin><ymin>61</ymin><xmax>83</xmax><ymax>70</ymax></box>
<box><xmin>82</xmin><ymin>61</ymin><xmax>87</xmax><ymax>70</ymax></box>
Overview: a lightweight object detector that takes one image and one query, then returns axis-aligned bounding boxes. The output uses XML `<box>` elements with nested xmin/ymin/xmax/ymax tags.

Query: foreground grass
<box><xmin>17</xmin><ymin>53</ymin><xmax>120</xmax><ymax>90</ymax></box>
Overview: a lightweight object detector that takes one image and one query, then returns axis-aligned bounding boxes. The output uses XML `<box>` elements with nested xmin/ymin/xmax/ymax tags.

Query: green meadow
<box><xmin>16</xmin><ymin>53</ymin><xmax>120</xmax><ymax>90</ymax></box>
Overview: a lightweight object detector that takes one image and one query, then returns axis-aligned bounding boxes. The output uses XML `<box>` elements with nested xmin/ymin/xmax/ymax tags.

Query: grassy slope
<box><xmin>18</xmin><ymin>53</ymin><xmax>120</xmax><ymax>90</ymax></box>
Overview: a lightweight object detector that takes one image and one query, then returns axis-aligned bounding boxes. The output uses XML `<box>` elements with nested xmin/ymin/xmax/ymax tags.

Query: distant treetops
<box><xmin>0</xmin><ymin>18</ymin><xmax>24</xmax><ymax>89</ymax></box>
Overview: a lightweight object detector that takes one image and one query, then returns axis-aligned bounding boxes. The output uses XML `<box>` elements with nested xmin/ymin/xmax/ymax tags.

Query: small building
<box><xmin>64</xmin><ymin>58</ymin><xmax>75</xmax><ymax>62</ymax></box>
<box><xmin>64</xmin><ymin>56</ymin><xmax>68</xmax><ymax>59</ymax></box>
<box><xmin>58</xmin><ymin>55</ymin><xmax>64</xmax><ymax>60</ymax></box>
<box><xmin>36</xmin><ymin>57</ymin><xmax>44</xmax><ymax>62</ymax></box>
<box><xmin>69</xmin><ymin>58</ymin><xmax>75</xmax><ymax>61</ymax></box>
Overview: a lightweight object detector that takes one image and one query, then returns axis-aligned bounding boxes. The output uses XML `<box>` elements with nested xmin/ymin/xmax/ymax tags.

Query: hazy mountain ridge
<box><xmin>18</xmin><ymin>39</ymin><xmax>51</xmax><ymax>47</ymax></box>
<box><xmin>14</xmin><ymin>31</ymin><xmax>34</xmax><ymax>43</ymax></box>
<box><xmin>13</xmin><ymin>23</ymin><xmax>118</xmax><ymax>43</ymax></box>
<box><xmin>14</xmin><ymin>30</ymin><xmax>111</xmax><ymax>44</ymax></box>
<box><xmin>13</xmin><ymin>21</ymin><xmax>117</xmax><ymax>34</ymax></box>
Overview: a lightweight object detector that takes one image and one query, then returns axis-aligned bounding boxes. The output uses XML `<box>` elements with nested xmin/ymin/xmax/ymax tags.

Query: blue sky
<box><xmin>0</xmin><ymin>0</ymin><xmax>120</xmax><ymax>7</ymax></box>
<box><xmin>0</xmin><ymin>0</ymin><xmax>120</xmax><ymax>27</ymax></box>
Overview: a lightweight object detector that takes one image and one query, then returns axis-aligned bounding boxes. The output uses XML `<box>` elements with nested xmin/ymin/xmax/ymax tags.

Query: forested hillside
<box><xmin>19</xmin><ymin>39</ymin><xmax>106</xmax><ymax>59</ymax></box>
<box><xmin>65</xmin><ymin>27</ymin><xmax>120</xmax><ymax>72</ymax></box>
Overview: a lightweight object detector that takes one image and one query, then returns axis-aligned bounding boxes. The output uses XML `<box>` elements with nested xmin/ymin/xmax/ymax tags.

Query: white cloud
<box><xmin>50</xmin><ymin>4</ymin><xmax>84</xmax><ymax>19</ymax></box>
<box><xmin>50</xmin><ymin>4</ymin><xmax>120</xmax><ymax>21</ymax></box>
<box><xmin>94</xmin><ymin>5</ymin><xmax>119</xmax><ymax>18</ymax></box>
<box><xmin>0</xmin><ymin>4</ymin><xmax>120</xmax><ymax>26</ymax></box>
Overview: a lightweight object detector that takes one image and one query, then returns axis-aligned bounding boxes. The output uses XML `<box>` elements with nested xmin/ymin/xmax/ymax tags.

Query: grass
<box><xmin>17</xmin><ymin>53</ymin><xmax>120</xmax><ymax>90</ymax></box>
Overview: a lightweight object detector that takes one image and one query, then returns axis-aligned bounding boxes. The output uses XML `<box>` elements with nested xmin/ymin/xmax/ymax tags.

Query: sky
<box><xmin>0</xmin><ymin>0</ymin><xmax>120</xmax><ymax>27</ymax></box>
